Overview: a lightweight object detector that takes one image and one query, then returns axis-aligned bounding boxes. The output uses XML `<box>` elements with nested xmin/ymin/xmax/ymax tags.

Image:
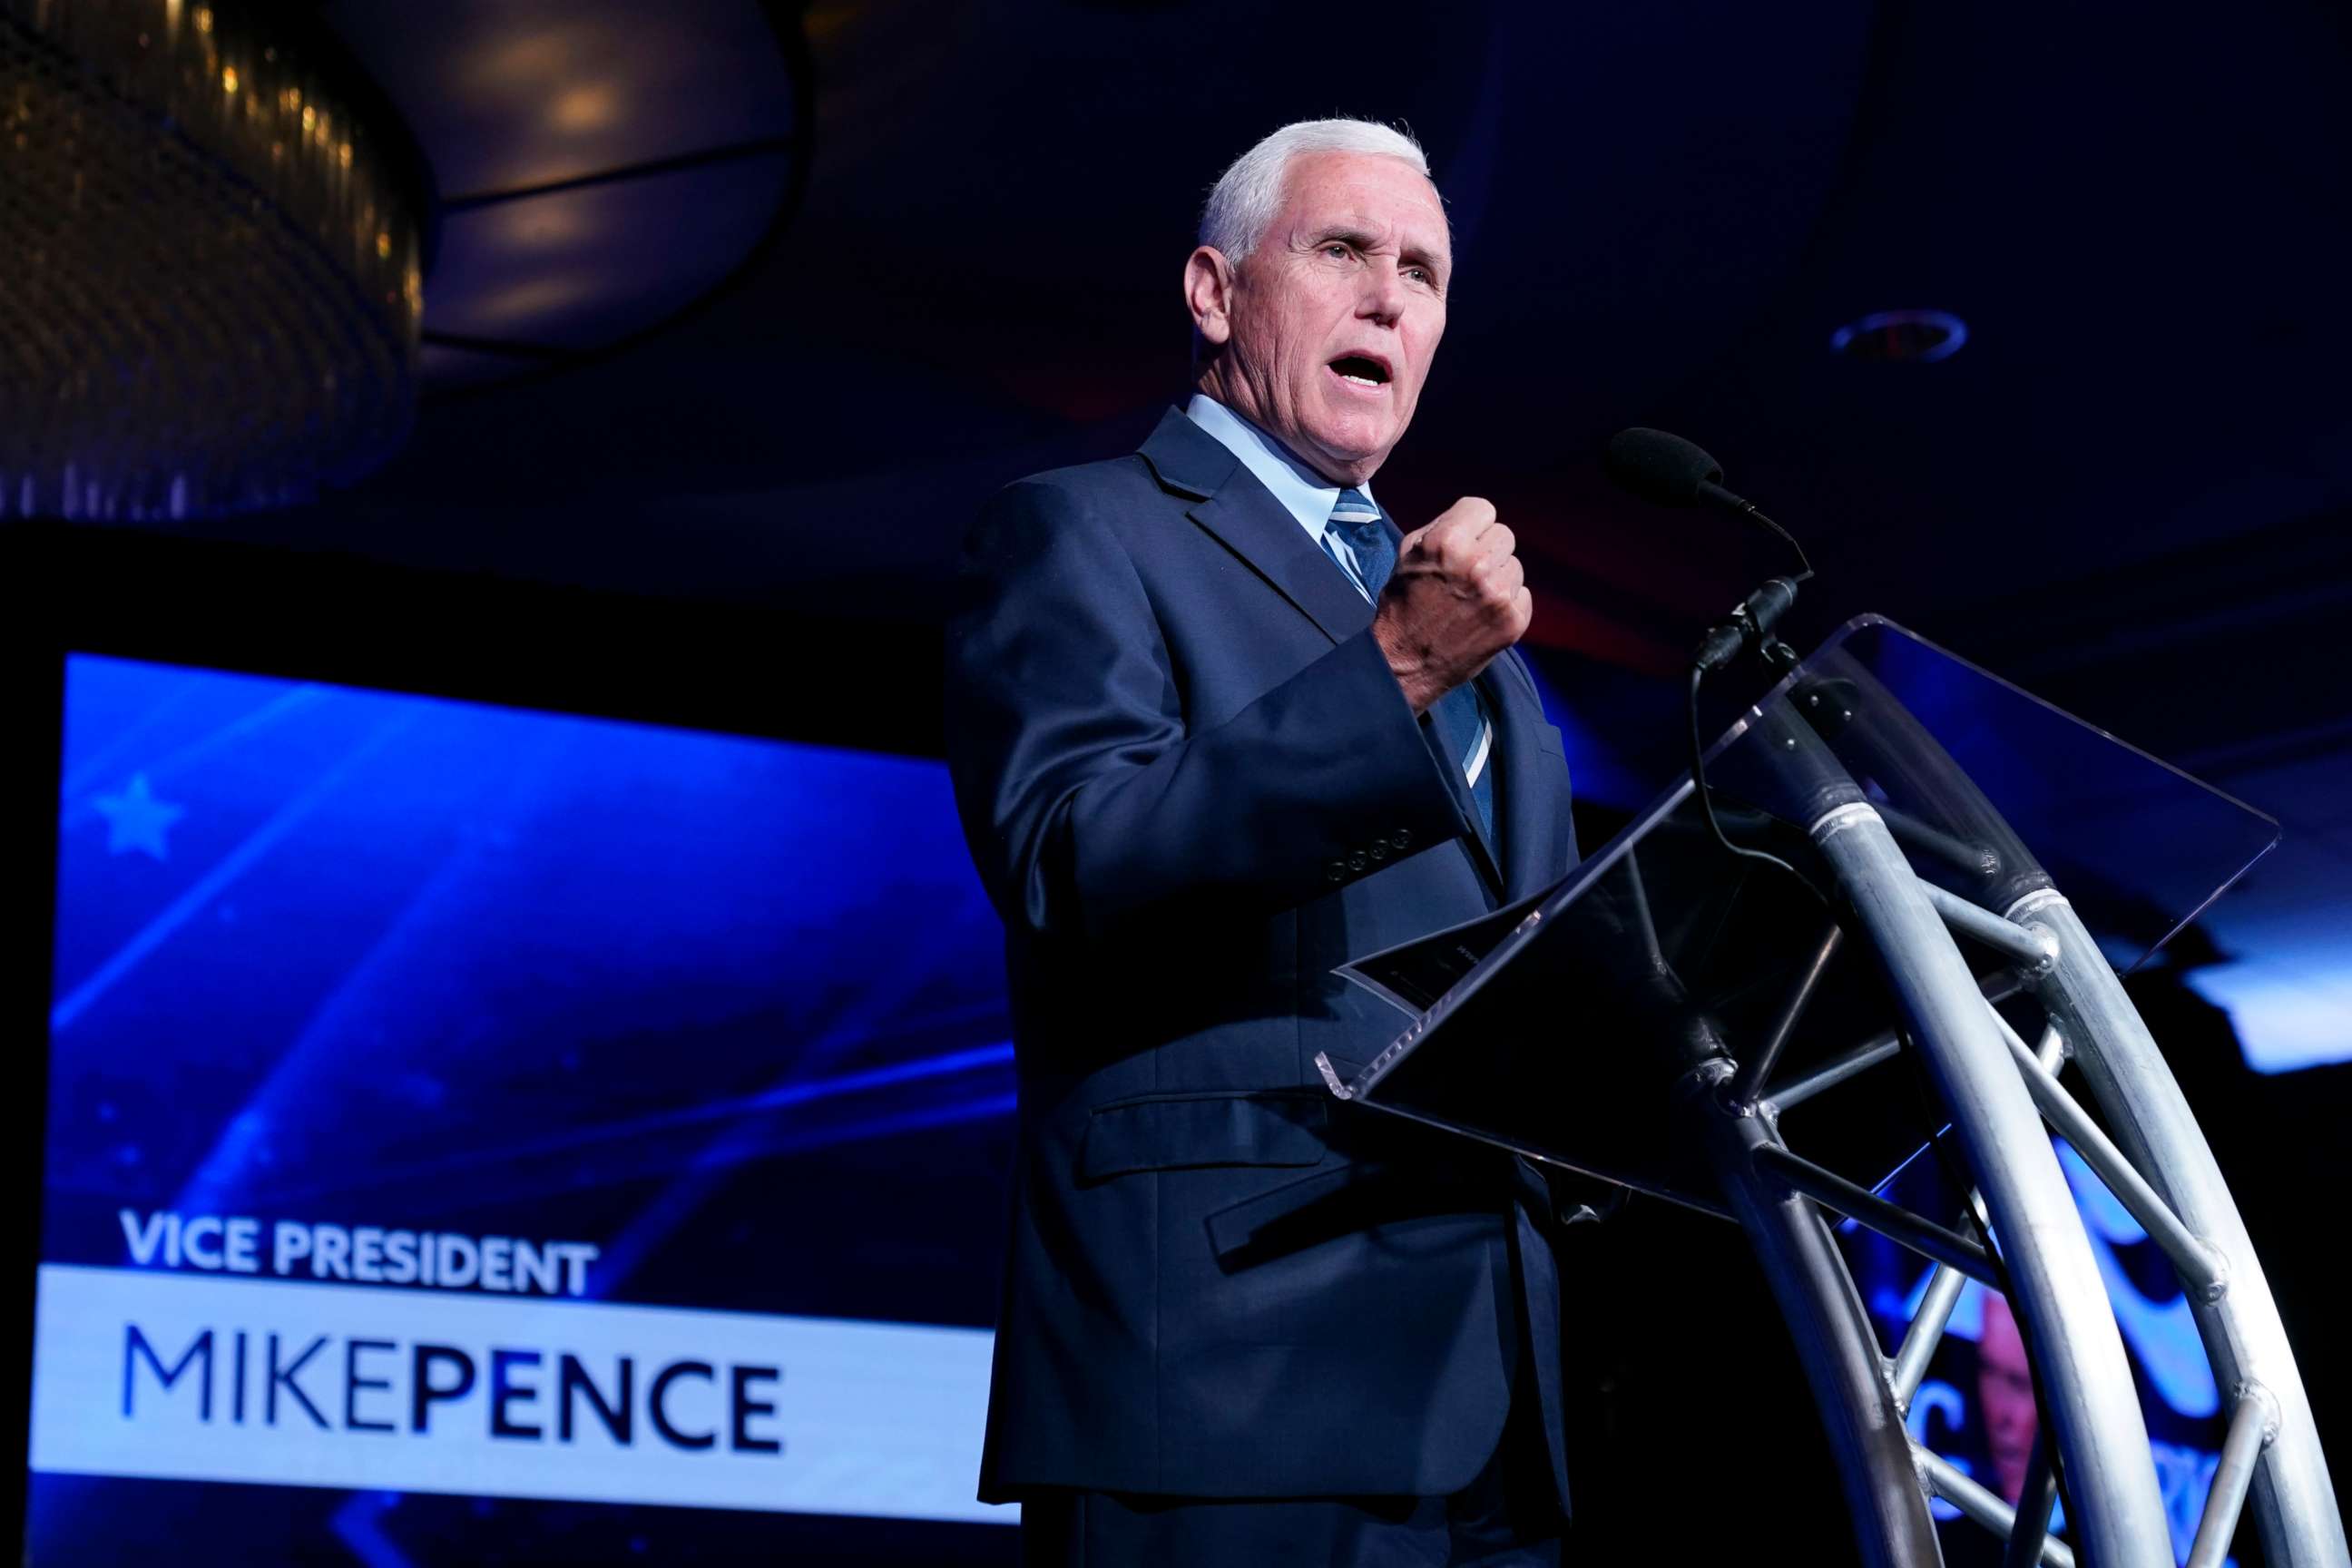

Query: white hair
<box><xmin>1199</xmin><ymin>118</ymin><xmax>1437</xmax><ymax>263</ymax></box>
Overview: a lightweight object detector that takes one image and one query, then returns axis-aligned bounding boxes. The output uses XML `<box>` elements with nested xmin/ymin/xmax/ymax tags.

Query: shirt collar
<box><xmin>1183</xmin><ymin>393</ymin><xmax>1377</xmax><ymax>544</ymax></box>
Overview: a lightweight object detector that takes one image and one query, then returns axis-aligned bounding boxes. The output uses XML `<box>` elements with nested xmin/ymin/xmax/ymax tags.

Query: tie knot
<box><xmin>1326</xmin><ymin>490</ymin><xmax>1395</xmax><ymax>597</ymax></box>
<box><xmin>1329</xmin><ymin>488</ymin><xmax>1379</xmax><ymax>533</ymax></box>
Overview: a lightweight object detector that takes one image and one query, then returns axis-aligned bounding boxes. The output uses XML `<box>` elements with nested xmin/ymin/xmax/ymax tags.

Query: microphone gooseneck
<box><xmin>1605</xmin><ymin>427</ymin><xmax>1813</xmax><ymax>582</ymax></box>
<box><xmin>1604</xmin><ymin>425</ymin><xmax>1828</xmax><ymax>905</ymax></box>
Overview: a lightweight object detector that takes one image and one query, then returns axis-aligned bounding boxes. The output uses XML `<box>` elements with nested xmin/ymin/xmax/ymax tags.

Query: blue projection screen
<box><xmin>31</xmin><ymin>653</ymin><xmax>1020</xmax><ymax>1563</ymax></box>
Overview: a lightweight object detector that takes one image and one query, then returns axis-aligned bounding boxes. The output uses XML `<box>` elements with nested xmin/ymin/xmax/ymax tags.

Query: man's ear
<box><xmin>1185</xmin><ymin>246</ymin><xmax>1236</xmax><ymax>347</ymax></box>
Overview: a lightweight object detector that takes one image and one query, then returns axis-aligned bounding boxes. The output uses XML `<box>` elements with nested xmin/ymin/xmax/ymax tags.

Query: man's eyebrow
<box><xmin>1310</xmin><ymin>225</ymin><xmax>1448</xmax><ymax>279</ymax></box>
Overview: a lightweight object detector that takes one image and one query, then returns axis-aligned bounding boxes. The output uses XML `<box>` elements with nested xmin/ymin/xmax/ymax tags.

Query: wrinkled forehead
<box><xmin>1276</xmin><ymin>152</ymin><xmax>1452</xmax><ymax>262</ymax></box>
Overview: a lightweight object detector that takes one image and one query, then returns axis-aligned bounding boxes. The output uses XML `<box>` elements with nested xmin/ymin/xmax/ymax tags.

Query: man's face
<box><xmin>1194</xmin><ymin>152</ymin><xmax>1450</xmax><ymax>486</ymax></box>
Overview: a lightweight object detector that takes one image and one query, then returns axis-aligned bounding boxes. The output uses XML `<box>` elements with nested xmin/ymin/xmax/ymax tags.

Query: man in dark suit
<box><xmin>944</xmin><ymin>118</ymin><xmax>1583</xmax><ymax>1564</ymax></box>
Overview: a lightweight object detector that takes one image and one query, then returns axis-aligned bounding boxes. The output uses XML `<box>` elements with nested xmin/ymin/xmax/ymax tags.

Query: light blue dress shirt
<box><xmin>1183</xmin><ymin>394</ymin><xmax>1494</xmax><ymax>792</ymax></box>
<box><xmin>1184</xmin><ymin>394</ymin><xmax>1381</xmax><ymax>601</ymax></box>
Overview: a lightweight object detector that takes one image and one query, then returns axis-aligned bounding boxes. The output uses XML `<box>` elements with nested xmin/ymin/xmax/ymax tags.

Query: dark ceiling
<box><xmin>129</xmin><ymin>0</ymin><xmax>2352</xmax><ymax>1065</ymax></box>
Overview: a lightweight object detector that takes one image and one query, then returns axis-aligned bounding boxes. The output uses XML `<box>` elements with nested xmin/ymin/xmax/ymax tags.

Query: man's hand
<box><xmin>1369</xmin><ymin>497</ymin><xmax>1532</xmax><ymax>715</ymax></box>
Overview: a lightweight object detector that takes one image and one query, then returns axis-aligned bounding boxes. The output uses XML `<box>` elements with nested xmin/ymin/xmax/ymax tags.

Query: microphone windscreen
<box><xmin>1603</xmin><ymin>427</ymin><xmax>1724</xmax><ymax>507</ymax></box>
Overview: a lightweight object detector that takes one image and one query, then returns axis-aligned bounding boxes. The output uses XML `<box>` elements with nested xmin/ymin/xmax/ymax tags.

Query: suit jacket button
<box><xmin>1368</xmin><ymin>843</ymin><xmax>1389</xmax><ymax>862</ymax></box>
<box><xmin>1327</xmin><ymin>861</ymin><xmax>1347</xmax><ymax>882</ymax></box>
<box><xmin>1348</xmin><ymin>852</ymin><xmax>1367</xmax><ymax>872</ymax></box>
<box><xmin>1391</xmin><ymin>828</ymin><xmax>1413</xmax><ymax>849</ymax></box>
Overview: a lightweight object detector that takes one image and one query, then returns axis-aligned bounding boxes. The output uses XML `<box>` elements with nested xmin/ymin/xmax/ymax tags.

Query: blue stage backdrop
<box><xmin>32</xmin><ymin>653</ymin><xmax>1022</xmax><ymax>1563</ymax></box>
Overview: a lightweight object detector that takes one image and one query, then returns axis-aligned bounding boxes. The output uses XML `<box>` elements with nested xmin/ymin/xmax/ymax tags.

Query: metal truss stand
<box><xmin>1327</xmin><ymin>618</ymin><xmax>2347</xmax><ymax>1566</ymax></box>
<box><xmin>1697</xmin><ymin>672</ymin><xmax>2350</xmax><ymax>1566</ymax></box>
<box><xmin>2024</xmin><ymin>893</ymin><xmax>2340</xmax><ymax>1566</ymax></box>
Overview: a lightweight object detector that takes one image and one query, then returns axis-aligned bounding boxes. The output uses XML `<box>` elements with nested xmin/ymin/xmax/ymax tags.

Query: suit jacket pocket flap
<box><xmin>1080</xmin><ymin>1091</ymin><xmax>1329</xmax><ymax>1182</ymax></box>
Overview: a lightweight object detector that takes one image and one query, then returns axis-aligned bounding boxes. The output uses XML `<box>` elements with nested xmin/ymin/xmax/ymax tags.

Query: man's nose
<box><xmin>1356</xmin><ymin>264</ymin><xmax>1406</xmax><ymax>324</ymax></box>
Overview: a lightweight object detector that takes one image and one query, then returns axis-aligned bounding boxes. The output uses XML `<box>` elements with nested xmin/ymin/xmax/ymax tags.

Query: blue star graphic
<box><xmin>92</xmin><ymin>773</ymin><xmax>187</xmax><ymax>861</ymax></box>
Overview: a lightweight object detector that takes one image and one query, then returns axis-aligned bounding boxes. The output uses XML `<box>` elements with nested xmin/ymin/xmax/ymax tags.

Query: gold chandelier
<box><xmin>0</xmin><ymin>0</ymin><xmax>424</xmax><ymax>520</ymax></box>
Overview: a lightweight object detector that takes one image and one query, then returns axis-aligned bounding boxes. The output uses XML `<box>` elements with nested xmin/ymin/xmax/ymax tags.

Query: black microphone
<box><xmin>1602</xmin><ymin>426</ymin><xmax>1764</xmax><ymax>520</ymax></box>
<box><xmin>1602</xmin><ymin>426</ymin><xmax>1815</xmax><ymax>672</ymax></box>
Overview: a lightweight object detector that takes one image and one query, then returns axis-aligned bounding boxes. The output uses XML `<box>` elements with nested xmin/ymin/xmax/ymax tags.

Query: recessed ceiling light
<box><xmin>1829</xmin><ymin>309</ymin><xmax>1967</xmax><ymax>363</ymax></box>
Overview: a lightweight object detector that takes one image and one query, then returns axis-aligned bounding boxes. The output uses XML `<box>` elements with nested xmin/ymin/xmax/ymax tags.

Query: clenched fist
<box><xmin>1369</xmin><ymin>497</ymin><xmax>1532</xmax><ymax>715</ymax></box>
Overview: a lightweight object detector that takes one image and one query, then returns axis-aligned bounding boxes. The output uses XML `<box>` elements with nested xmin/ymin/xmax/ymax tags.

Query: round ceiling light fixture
<box><xmin>0</xmin><ymin>0</ymin><xmax>427</xmax><ymax>521</ymax></box>
<box><xmin>1828</xmin><ymin>309</ymin><xmax>1967</xmax><ymax>365</ymax></box>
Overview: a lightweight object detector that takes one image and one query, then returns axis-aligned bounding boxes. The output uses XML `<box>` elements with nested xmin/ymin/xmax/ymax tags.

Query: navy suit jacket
<box><xmin>944</xmin><ymin>407</ymin><xmax>1581</xmax><ymax>1504</ymax></box>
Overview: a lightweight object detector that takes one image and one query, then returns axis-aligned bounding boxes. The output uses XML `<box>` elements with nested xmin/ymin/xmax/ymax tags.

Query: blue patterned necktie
<box><xmin>1321</xmin><ymin>491</ymin><xmax>1497</xmax><ymax>850</ymax></box>
<box><xmin>1328</xmin><ymin>488</ymin><xmax>1392</xmax><ymax>593</ymax></box>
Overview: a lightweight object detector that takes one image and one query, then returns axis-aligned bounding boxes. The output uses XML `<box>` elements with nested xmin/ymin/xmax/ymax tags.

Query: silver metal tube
<box><xmin>1688</xmin><ymin>1062</ymin><xmax>1945</xmax><ymax>1567</ymax></box>
<box><xmin>1918</xmin><ymin>1446</ymin><xmax>2079</xmax><ymax>1568</ymax></box>
<box><xmin>1890</xmin><ymin>1249</ymin><xmax>1969</xmax><ymax>1409</ymax></box>
<box><xmin>1766</xmin><ymin>1028</ymin><xmax>1903</xmax><ymax>1112</ymax></box>
<box><xmin>1984</xmin><ymin>1001</ymin><xmax>2229</xmax><ymax>1296</ymax></box>
<box><xmin>1815</xmin><ymin>804</ymin><xmax>2171</xmax><ymax>1565</ymax></box>
<box><xmin>1769</xmin><ymin>971</ymin><xmax>2027</xmax><ymax>1115</ymax></box>
<box><xmin>2003</xmin><ymin>1434</ymin><xmax>2062</xmax><ymax>1568</ymax></box>
<box><xmin>1730</xmin><ymin>923</ymin><xmax>1843</xmax><ymax>1108</ymax></box>
<box><xmin>2189</xmin><ymin>1387</ymin><xmax>2278</xmax><ymax>1568</ymax></box>
<box><xmin>1881</xmin><ymin>804</ymin><xmax>2003</xmax><ymax>883</ymax></box>
<box><xmin>1894</xmin><ymin>1029</ymin><xmax>2063</xmax><ymax>1411</ymax></box>
<box><xmin>1754</xmin><ymin>1142</ymin><xmax>2001</xmax><ymax>1288</ymax></box>
<box><xmin>1921</xmin><ymin>879</ymin><xmax>2059</xmax><ymax>973</ymax></box>
<box><xmin>2019</xmin><ymin>890</ymin><xmax>2349</xmax><ymax>1565</ymax></box>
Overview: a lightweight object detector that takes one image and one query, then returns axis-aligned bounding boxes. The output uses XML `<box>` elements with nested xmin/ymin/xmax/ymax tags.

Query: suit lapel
<box><xmin>1186</xmin><ymin>488</ymin><xmax>1377</xmax><ymax>646</ymax></box>
<box><xmin>1138</xmin><ymin>409</ymin><xmax>1373</xmax><ymax>646</ymax></box>
<box><xmin>1485</xmin><ymin>651</ymin><xmax>1566</xmax><ymax>901</ymax></box>
<box><xmin>1139</xmin><ymin>407</ymin><xmax>1508</xmax><ymax>900</ymax></box>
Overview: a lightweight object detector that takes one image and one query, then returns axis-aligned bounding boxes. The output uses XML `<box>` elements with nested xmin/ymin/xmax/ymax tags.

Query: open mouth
<box><xmin>1327</xmin><ymin>354</ymin><xmax>1392</xmax><ymax>389</ymax></box>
